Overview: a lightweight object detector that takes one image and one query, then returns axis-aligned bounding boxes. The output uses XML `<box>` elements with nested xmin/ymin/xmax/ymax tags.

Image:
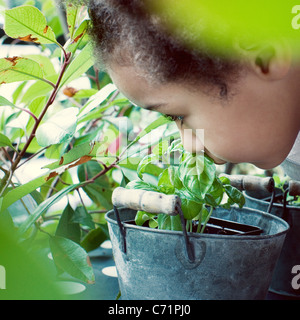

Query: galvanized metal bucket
<box><xmin>106</xmin><ymin>187</ymin><xmax>289</xmax><ymax>300</ymax></box>
<box><xmin>245</xmin><ymin>190</ymin><xmax>300</xmax><ymax>298</ymax></box>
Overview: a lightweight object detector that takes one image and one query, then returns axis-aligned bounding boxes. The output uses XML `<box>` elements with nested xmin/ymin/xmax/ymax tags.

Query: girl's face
<box><xmin>108</xmin><ymin>62</ymin><xmax>300</xmax><ymax>169</ymax></box>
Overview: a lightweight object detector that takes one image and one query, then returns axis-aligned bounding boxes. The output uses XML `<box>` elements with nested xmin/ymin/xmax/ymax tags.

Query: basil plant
<box><xmin>126</xmin><ymin>139</ymin><xmax>245</xmax><ymax>233</ymax></box>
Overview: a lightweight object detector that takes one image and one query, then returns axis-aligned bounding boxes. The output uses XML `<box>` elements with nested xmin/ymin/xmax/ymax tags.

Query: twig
<box><xmin>12</xmin><ymin>104</ymin><xmax>39</xmax><ymax>123</ymax></box>
<box><xmin>76</xmin><ymin>188</ymin><xmax>88</xmax><ymax>212</ymax></box>
<box><xmin>57</xmin><ymin>176</ymin><xmax>71</xmax><ymax>186</ymax></box>
<box><xmin>16</xmin><ymin>146</ymin><xmax>48</xmax><ymax>170</ymax></box>
<box><xmin>94</xmin><ymin>67</ymin><xmax>100</xmax><ymax>90</ymax></box>
<box><xmin>79</xmin><ymin>157</ymin><xmax>120</xmax><ymax>188</ymax></box>
<box><xmin>1</xmin><ymin>147</ymin><xmax>13</xmax><ymax>165</ymax></box>
<box><xmin>45</xmin><ymin>176</ymin><xmax>60</xmax><ymax>199</ymax></box>
<box><xmin>0</xmin><ymin>166</ymin><xmax>8</xmax><ymax>174</ymax></box>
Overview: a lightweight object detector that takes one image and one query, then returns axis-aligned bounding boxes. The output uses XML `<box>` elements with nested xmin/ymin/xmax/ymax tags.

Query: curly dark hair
<box><xmin>88</xmin><ymin>0</ymin><xmax>242</xmax><ymax>97</ymax></box>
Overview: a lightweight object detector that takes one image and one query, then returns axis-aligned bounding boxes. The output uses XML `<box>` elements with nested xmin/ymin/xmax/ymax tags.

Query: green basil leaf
<box><xmin>179</xmin><ymin>153</ymin><xmax>216</xmax><ymax>197</ymax></box>
<box><xmin>126</xmin><ymin>179</ymin><xmax>158</xmax><ymax>192</ymax></box>
<box><xmin>170</xmin><ymin>215</ymin><xmax>182</xmax><ymax>231</ymax></box>
<box><xmin>157</xmin><ymin>168</ymin><xmax>175</xmax><ymax>194</ymax></box>
<box><xmin>180</xmin><ymin>197</ymin><xmax>203</xmax><ymax>220</ymax></box>
<box><xmin>219</xmin><ymin>175</ymin><xmax>231</xmax><ymax>185</ymax></box>
<box><xmin>168</xmin><ymin>165</ymin><xmax>184</xmax><ymax>190</ymax></box>
<box><xmin>167</xmin><ymin>138</ymin><xmax>184</xmax><ymax>154</ymax></box>
<box><xmin>157</xmin><ymin>214</ymin><xmax>171</xmax><ymax>230</ymax></box>
<box><xmin>224</xmin><ymin>185</ymin><xmax>245</xmax><ymax>208</ymax></box>
<box><xmin>137</xmin><ymin>154</ymin><xmax>160</xmax><ymax>179</ymax></box>
<box><xmin>204</xmin><ymin>193</ymin><xmax>218</xmax><ymax>207</ymax></box>
<box><xmin>207</xmin><ymin>177</ymin><xmax>225</xmax><ymax>206</ymax></box>
<box><xmin>135</xmin><ymin>210</ymin><xmax>156</xmax><ymax>226</ymax></box>
<box><xmin>152</xmin><ymin>139</ymin><xmax>169</xmax><ymax>156</ymax></box>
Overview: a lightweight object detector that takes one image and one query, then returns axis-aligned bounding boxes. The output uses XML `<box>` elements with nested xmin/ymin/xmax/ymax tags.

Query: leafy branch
<box><xmin>0</xmin><ymin>3</ymin><xmax>176</xmax><ymax>286</ymax></box>
<box><xmin>0</xmin><ymin>52</ymin><xmax>73</xmax><ymax>196</ymax></box>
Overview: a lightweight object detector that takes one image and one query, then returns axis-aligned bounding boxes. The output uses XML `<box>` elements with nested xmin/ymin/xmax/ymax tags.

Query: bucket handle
<box><xmin>236</xmin><ymin>176</ymin><xmax>300</xmax><ymax>224</ymax></box>
<box><xmin>112</xmin><ymin>187</ymin><xmax>195</xmax><ymax>263</ymax></box>
<box><xmin>220</xmin><ymin>174</ymin><xmax>274</xmax><ymax>193</ymax></box>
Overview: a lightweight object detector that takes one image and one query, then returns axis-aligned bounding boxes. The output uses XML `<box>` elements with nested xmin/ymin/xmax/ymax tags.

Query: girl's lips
<box><xmin>204</xmin><ymin>148</ymin><xmax>227</xmax><ymax>165</ymax></box>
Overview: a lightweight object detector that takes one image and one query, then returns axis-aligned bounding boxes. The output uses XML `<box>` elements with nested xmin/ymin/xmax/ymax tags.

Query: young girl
<box><xmin>88</xmin><ymin>0</ymin><xmax>300</xmax><ymax>180</ymax></box>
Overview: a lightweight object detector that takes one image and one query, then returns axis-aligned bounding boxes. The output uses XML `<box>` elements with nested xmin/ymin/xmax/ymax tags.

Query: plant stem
<box><xmin>200</xmin><ymin>206</ymin><xmax>214</xmax><ymax>234</ymax></box>
<box><xmin>94</xmin><ymin>67</ymin><xmax>100</xmax><ymax>90</ymax></box>
<box><xmin>1</xmin><ymin>147</ymin><xmax>13</xmax><ymax>165</ymax></box>
<box><xmin>0</xmin><ymin>166</ymin><xmax>8</xmax><ymax>175</ymax></box>
<box><xmin>41</xmin><ymin>78</ymin><xmax>56</xmax><ymax>89</ymax></box>
<box><xmin>15</xmin><ymin>146</ymin><xmax>48</xmax><ymax>170</ymax></box>
<box><xmin>196</xmin><ymin>211</ymin><xmax>202</xmax><ymax>233</ymax></box>
<box><xmin>76</xmin><ymin>188</ymin><xmax>86</xmax><ymax>209</ymax></box>
<box><xmin>12</xmin><ymin>105</ymin><xmax>39</xmax><ymax>123</ymax></box>
<box><xmin>185</xmin><ymin>220</ymin><xmax>190</xmax><ymax>232</ymax></box>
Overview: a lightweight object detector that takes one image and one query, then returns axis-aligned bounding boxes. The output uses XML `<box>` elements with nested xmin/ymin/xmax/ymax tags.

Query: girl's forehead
<box><xmin>108</xmin><ymin>64</ymin><xmax>155</xmax><ymax>103</ymax></box>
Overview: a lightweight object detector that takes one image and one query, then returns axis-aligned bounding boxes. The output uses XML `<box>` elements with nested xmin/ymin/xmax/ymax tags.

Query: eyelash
<box><xmin>164</xmin><ymin>114</ymin><xmax>184</xmax><ymax>123</ymax></box>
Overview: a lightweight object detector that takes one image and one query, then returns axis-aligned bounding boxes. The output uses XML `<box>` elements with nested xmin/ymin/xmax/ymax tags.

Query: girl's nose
<box><xmin>178</xmin><ymin>124</ymin><xmax>227</xmax><ymax>165</ymax></box>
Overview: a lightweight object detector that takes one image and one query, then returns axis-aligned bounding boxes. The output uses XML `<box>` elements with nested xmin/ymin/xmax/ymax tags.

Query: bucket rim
<box><xmin>244</xmin><ymin>192</ymin><xmax>300</xmax><ymax>210</ymax></box>
<box><xmin>105</xmin><ymin>206</ymin><xmax>289</xmax><ymax>241</ymax></box>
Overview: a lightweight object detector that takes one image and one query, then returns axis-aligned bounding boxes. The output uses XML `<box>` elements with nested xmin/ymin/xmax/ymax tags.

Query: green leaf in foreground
<box><xmin>50</xmin><ymin>236</ymin><xmax>95</xmax><ymax>283</ymax></box>
<box><xmin>60</xmin><ymin>42</ymin><xmax>95</xmax><ymax>87</ymax></box>
<box><xmin>4</xmin><ymin>5</ymin><xmax>57</xmax><ymax>45</ymax></box>
<box><xmin>66</xmin><ymin>2</ymin><xmax>79</xmax><ymax>40</ymax></box>
<box><xmin>224</xmin><ymin>185</ymin><xmax>245</xmax><ymax>208</ymax></box>
<box><xmin>81</xmin><ymin>226</ymin><xmax>109</xmax><ymax>253</ymax></box>
<box><xmin>0</xmin><ymin>57</ymin><xmax>45</xmax><ymax>84</ymax></box>
<box><xmin>0</xmin><ymin>133</ymin><xmax>15</xmax><ymax>150</ymax></box>
<box><xmin>18</xmin><ymin>184</ymin><xmax>80</xmax><ymax>235</ymax></box>
<box><xmin>179</xmin><ymin>153</ymin><xmax>216</xmax><ymax>197</ymax></box>
<box><xmin>1</xmin><ymin>174</ymin><xmax>50</xmax><ymax>213</ymax></box>
<box><xmin>127</xmin><ymin>115</ymin><xmax>172</xmax><ymax>149</ymax></box>
<box><xmin>55</xmin><ymin>203</ymin><xmax>81</xmax><ymax>244</ymax></box>
<box><xmin>0</xmin><ymin>96</ymin><xmax>16</xmax><ymax>108</ymax></box>
<box><xmin>36</xmin><ymin>108</ymin><xmax>78</xmax><ymax>147</ymax></box>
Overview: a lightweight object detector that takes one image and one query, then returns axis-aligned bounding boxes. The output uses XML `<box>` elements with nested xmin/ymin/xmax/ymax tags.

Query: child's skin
<box><xmin>107</xmin><ymin>45</ymin><xmax>300</xmax><ymax>170</ymax></box>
